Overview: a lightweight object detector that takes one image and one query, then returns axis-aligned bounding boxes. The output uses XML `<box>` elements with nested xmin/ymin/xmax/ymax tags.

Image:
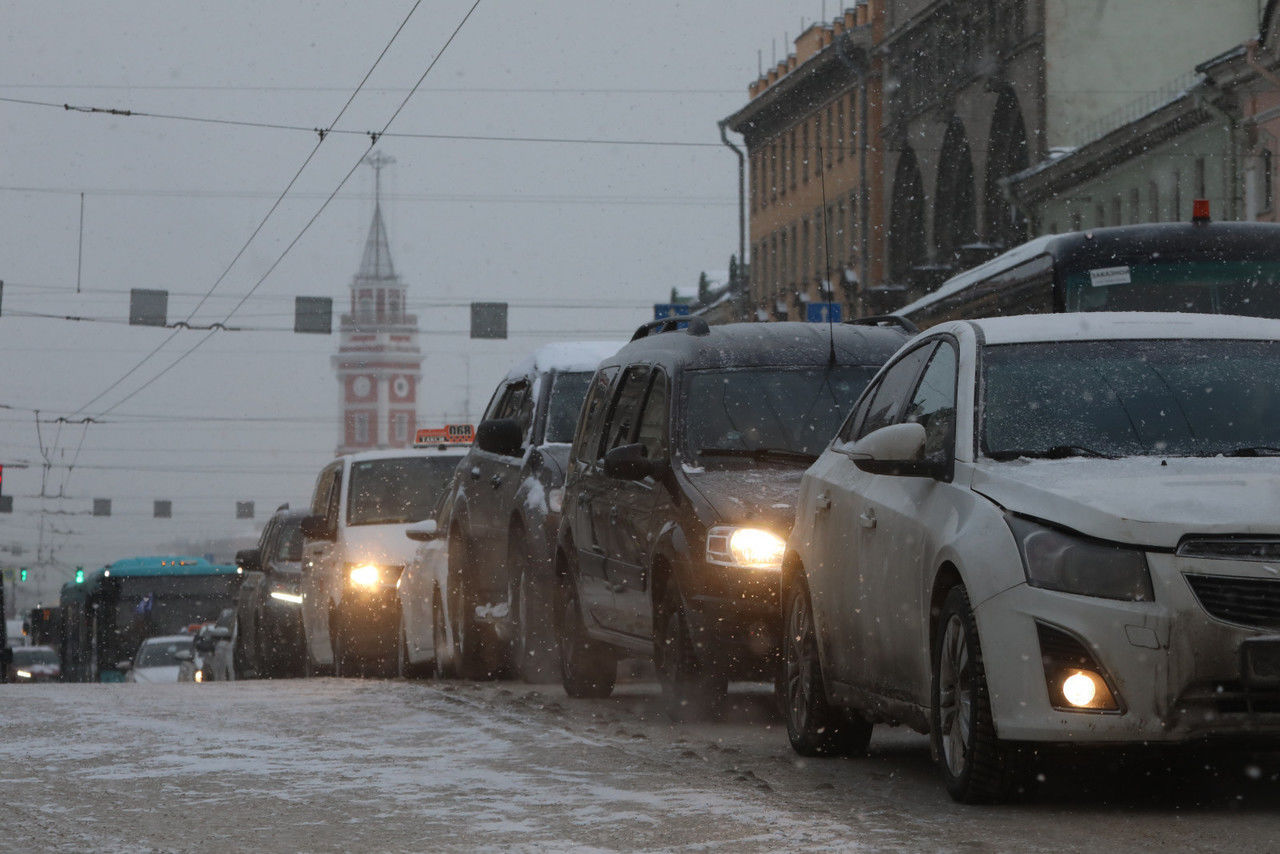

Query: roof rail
<box><xmin>630</xmin><ymin>316</ymin><xmax>711</xmax><ymax>341</ymax></box>
<box><xmin>845</xmin><ymin>314</ymin><xmax>919</xmax><ymax>335</ymax></box>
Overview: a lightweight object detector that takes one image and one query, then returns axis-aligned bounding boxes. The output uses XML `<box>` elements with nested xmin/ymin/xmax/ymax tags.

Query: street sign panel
<box><xmin>806</xmin><ymin>302</ymin><xmax>843</xmax><ymax>323</ymax></box>
<box><xmin>653</xmin><ymin>303</ymin><xmax>692</xmax><ymax>320</ymax></box>
<box><xmin>92</xmin><ymin>498</ymin><xmax>111</xmax><ymax>517</ymax></box>
<box><xmin>470</xmin><ymin>302</ymin><xmax>508</xmax><ymax>339</ymax></box>
<box><xmin>154</xmin><ymin>500</ymin><xmax>172</xmax><ymax>519</ymax></box>
<box><xmin>129</xmin><ymin>289</ymin><xmax>169</xmax><ymax>327</ymax></box>
<box><xmin>235</xmin><ymin>501</ymin><xmax>255</xmax><ymax>520</ymax></box>
<box><xmin>294</xmin><ymin>296</ymin><xmax>333</xmax><ymax>334</ymax></box>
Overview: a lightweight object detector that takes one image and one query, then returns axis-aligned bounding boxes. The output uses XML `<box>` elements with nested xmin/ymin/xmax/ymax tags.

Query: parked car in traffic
<box><xmin>440</xmin><ymin>341</ymin><xmax>621</xmax><ymax>680</ymax></box>
<box><xmin>555</xmin><ymin>318</ymin><xmax>909</xmax><ymax>718</ymax></box>
<box><xmin>783</xmin><ymin>312</ymin><xmax>1280</xmax><ymax>802</ymax></box>
<box><xmin>300</xmin><ymin>431</ymin><xmax>470</xmax><ymax>677</ymax></box>
<box><xmin>193</xmin><ymin>609</ymin><xmax>236</xmax><ymax>682</ymax></box>
<box><xmin>124</xmin><ymin>634</ymin><xmax>198</xmax><ymax>683</ymax></box>
<box><xmin>8</xmin><ymin>645</ymin><xmax>61</xmax><ymax>683</ymax></box>
<box><xmin>234</xmin><ymin>507</ymin><xmax>308</xmax><ymax>678</ymax></box>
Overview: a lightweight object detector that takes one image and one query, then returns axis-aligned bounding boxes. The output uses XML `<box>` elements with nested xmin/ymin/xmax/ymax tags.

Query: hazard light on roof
<box><xmin>415</xmin><ymin>424</ymin><xmax>474</xmax><ymax>447</ymax></box>
<box><xmin>1192</xmin><ymin>198</ymin><xmax>1211</xmax><ymax>223</ymax></box>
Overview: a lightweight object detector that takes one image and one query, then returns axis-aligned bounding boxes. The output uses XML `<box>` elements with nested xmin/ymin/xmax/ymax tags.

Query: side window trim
<box><xmin>600</xmin><ymin>365</ymin><xmax>652</xmax><ymax>457</ymax></box>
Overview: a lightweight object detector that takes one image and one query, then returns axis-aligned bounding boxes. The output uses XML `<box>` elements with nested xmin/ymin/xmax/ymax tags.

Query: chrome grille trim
<box><xmin>1177</xmin><ymin>538</ymin><xmax>1280</xmax><ymax>562</ymax></box>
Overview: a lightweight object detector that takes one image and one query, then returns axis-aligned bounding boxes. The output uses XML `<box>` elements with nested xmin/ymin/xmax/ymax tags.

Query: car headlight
<box><xmin>15</xmin><ymin>669</ymin><xmax>32</xmax><ymax>680</ymax></box>
<box><xmin>706</xmin><ymin>525</ymin><xmax>786</xmax><ymax>570</ymax></box>
<box><xmin>269</xmin><ymin>588</ymin><xmax>303</xmax><ymax>605</ymax></box>
<box><xmin>1006</xmin><ymin>516</ymin><xmax>1153</xmax><ymax>601</ymax></box>
<box><xmin>348</xmin><ymin>564</ymin><xmax>382</xmax><ymax>588</ymax></box>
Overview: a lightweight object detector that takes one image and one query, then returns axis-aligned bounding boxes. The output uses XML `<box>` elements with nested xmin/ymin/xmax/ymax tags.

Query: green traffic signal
<box><xmin>74</xmin><ymin>567</ymin><xmax>84</xmax><ymax>584</ymax></box>
<box><xmin>19</xmin><ymin>568</ymin><xmax>27</xmax><ymax>582</ymax></box>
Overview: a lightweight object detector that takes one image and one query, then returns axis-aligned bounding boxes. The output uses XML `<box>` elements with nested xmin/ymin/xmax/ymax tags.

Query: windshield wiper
<box><xmin>987</xmin><ymin>444</ymin><xmax>1119</xmax><ymax>461</ymax></box>
<box><xmin>1220</xmin><ymin>446</ymin><xmax>1280</xmax><ymax>457</ymax></box>
<box><xmin>696</xmin><ymin>447</ymin><xmax>818</xmax><ymax>463</ymax></box>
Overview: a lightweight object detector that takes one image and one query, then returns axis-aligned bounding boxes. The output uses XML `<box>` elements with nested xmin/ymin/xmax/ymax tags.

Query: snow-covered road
<box><xmin>3</xmin><ymin>678</ymin><xmax>1280</xmax><ymax>852</ymax></box>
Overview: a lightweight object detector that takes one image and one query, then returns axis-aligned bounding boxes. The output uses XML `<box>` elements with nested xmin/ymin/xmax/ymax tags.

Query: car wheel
<box><xmin>782</xmin><ymin>577</ymin><xmax>872</xmax><ymax>756</ymax></box>
<box><xmin>656</xmin><ymin>580</ymin><xmax>726</xmax><ymax>722</ymax></box>
<box><xmin>432</xmin><ymin>588</ymin><xmax>456</xmax><ymax>679</ymax></box>
<box><xmin>397</xmin><ymin>607</ymin><xmax>433</xmax><ymax>679</ymax></box>
<box><xmin>332</xmin><ymin>614</ymin><xmax>363</xmax><ymax>678</ymax></box>
<box><xmin>932</xmin><ymin>585</ymin><xmax>1022</xmax><ymax>803</ymax></box>
<box><xmin>555</xmin><ymin>565</ymin><xmax>616</xmax><ymax>698</ymax></box>
<box><xmin>511</xmin><ymin>534</ymin><xmax>558</xmax><ymax>684</ymax></box>
<box><xmin>451</xmin><ymin>546</ymin><xmax>502</xmax><ymax>681</ymax></box>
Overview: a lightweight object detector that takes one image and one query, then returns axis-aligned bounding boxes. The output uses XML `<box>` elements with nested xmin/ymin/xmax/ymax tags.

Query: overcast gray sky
<box><xmin>0</xmin><ymin>0</ymin><xmax>840</xmax><ymax>576</ymax></box>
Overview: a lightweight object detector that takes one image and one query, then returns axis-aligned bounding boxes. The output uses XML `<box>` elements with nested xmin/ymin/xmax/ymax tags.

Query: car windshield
<box><xmin>983</xmin><ymin>339</ymin><xmax>1280</xmax><ymax>458</ymax></box>
<box><xmin>683</xmin><ymin>366</ymin><xmax>878</xmax><ymax>462</ymax></box>
<box><xmin>346</xmin><ymin>456</ymin><xmax>460</xmax><ymax>526</ymax></box>
<box><xmin>275</xmin><ymin>521</ymin><xmax>304</xmax><ymax>562</ymax></box>
<box><xmin>544</xmin><ymin>371</ymin><xmax>593</xmax><ymax>443</ymax></box>
<box><xmin>13</xmin><ymin>647</ymin><xmax>58</xmax><ymax>666</ymax></box>
<box><xmin>136</xmin><ymin>639</ymin><xmax>192</xmax><ymax>668</ymax></box>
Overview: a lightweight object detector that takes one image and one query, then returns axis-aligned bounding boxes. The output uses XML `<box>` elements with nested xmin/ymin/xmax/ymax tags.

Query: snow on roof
<box><xmin>504</xmin><ymin>341</ymin><xmax>624</xmax><ymax>379</ymax></box>
<box><xmin>895</xmin><ymin>234</ymin><xmax>1061</xmax><ymax>318</ymax></box>
<box><xmin>959</xmin><ymin>312</ymin><xmax>1280</xmax><ymax>345</ymax></box>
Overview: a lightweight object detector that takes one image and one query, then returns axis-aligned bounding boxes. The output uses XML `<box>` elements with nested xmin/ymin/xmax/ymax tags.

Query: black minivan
<box><xmin>554</xmin><ymin>318</ymin><xmax>908</xmax><ymax>718</ymax></box>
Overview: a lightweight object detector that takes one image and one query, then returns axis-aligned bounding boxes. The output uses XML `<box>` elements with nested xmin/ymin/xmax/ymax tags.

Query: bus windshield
<box><xmin>1063</xmin><ymin>260</ymin><xmax>1280</xmax><ymax>317</ymax></box>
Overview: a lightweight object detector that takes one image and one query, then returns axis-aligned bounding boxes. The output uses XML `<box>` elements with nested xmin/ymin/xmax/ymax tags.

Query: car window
<box><xmin>838</xmin><ymin>377</ymin><xmax>879</xmax><ymax>443</ymax></box>
<box><xmin>346</xmin><ymin>456</ymin><xmax>461</xmax><ymax>526</ymax></box>
<box><xmin>634</xmin><ymin>370</ymin><xmax>670</xmax><ymax>460</ymax></box>
<box><xmin>573</xmin><ymin>367</ymin><xmax>619</xmax><ymax>463</ymax></box>
<box><xmin>495</xmin><ymin>381</ymin><xmax>530</xmax><ymax>423</ymax></box>
<box><xmin>856</xmin><ymin>343</ymin><xmax>937</xmax><ymax>441</ymax></box>
<box><xmin>274</xmin><ymin>521</ymin><xmax>303</xmax><ymax>561</ymax></box>
<box><xmin>901</xmin><ymin>340</ymin><xmax>957</xmax><ymax>459</ymax></box>
<box><xmin>544</xmin><ymin>371</ymin><xmax>594</xmax><ymax>444</ymax></box>
<box><xmin>601</xmin><ymin>366</ymin><xmax>651</xmax><ymax>454</ymax></box>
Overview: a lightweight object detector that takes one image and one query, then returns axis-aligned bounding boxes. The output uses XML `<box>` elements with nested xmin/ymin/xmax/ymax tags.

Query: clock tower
<box><xmin>333</xmin><ymin>152</ymin><xmax>422</xmax><ymax>455</ymax></box>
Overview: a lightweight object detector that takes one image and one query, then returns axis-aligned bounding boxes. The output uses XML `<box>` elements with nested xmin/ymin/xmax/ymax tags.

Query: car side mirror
<box><xmin>476</xmin><ymin>418</ymin><xmax>524</xmax><ymax>457</ymax></box>
<box><xmin>235</xmin><ymin>548</ymin><xmax>261</xmax><ymax>574</ymax></box>
<box><xmin>300</xmin><ymin>514</ymin><xmax>335</xmax><ymax>541</ymax></box>
<box><xmin>843</xmin><ymin>423</ymin><xmax>945</xmax><ymax>479</ymax></box>
<box><xmin>603</xmin><ymin>443</ymin><xmax>661</xmax><ymax>481</ymax></box>
<box><xmin>405</xmin><ymin>519</ymin><xmax>441</xmax><ymax>542</ymax></box>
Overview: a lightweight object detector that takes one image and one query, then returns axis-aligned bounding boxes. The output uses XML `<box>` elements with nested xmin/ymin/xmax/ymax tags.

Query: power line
<box><xmin>68</xmin><ymin>0</ymin><xmax>427</xmax><ymax>419</ymax></box>
<box><xmin>0</xmin><ymin>83</ymin><xmax>741</xmax><ymax>95</ymax></box>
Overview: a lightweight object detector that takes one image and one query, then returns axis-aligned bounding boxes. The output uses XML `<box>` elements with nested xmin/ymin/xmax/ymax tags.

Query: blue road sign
<box><xmin>806</xmin><ymin>302</ymin><xmax>843</xmax><ymax>323</ymax></box>
<box><xmin>653</xmin><ymin>303</ymin><xmax>692</xmax><ymax>320</ymax></box>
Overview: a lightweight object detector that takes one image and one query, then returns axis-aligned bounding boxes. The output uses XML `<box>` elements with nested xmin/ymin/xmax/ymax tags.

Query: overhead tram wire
<box><xmin>67</xmin><ymin>0</ymin><xmax>426</xmax><ymax>419</ymax></box>
<box><xmin>89</xmin><ymin>0</ymin><xmax>485</xmax><ymax>420</ymax></box>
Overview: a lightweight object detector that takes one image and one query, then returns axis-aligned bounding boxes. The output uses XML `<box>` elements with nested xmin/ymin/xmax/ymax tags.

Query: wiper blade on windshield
<box><xmin>696</xmin><ymin>447</ymin><xmax>818</xmax><ymax>463</ymax></box>
<box><xmin>987</xmin><ymin>445</ymin><xmax>1119</xmax><ymax>461</ymax></box>
<box><xmin>1220</xmin><ymin>446</ymin><xmax>1280</xmax><ymax>457</ymax></box>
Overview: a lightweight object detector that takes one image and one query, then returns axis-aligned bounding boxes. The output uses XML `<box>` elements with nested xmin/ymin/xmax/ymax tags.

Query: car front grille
<box><xmin>1178</xmin><ymin>538</ymin><xmax>1280</xmax><ymax>562</ymax></box>
<box><xmin>1185</xmin><ymin>573</ymin><xmax>1280</xmax><ymax>630</ymax></box>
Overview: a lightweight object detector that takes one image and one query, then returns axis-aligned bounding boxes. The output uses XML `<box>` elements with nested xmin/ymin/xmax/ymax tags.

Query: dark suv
<box><xmin>554</xmin><ymin>319</ymin><xmax>908</xmax><ymax>717</ymax></box>
<box><xmin>233</xmin><ymin>507</ymin><xmax>307</xmax><ymax>678</ymax></box>
<box><xmin>445</xmin><ymin>341</ymin><xmax>621</xmax><ymax>680</ymax></box>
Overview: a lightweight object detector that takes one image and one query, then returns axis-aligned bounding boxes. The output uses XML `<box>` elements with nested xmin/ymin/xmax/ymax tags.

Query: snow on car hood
<box><xmin>684</xmin><ymin>463</ymin><xmax>804</xmax><ymax>530</ymax></box>
<box><xmin>970</xmin><ymin>457</ymin><xmax>1280</xmax><ymax>548</ymax></box>
<box><xmin>131</xmin><ymin>665</ymin><xmax>182</xmax><ymax>684</ymax></box>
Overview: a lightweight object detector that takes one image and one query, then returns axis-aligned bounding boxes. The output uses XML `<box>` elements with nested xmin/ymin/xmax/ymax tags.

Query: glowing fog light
<box><xmin>706</xmin><ymin>525</ymin><xmax>786</xmax><ymax>570</ymax></box>
<box><xmin>1062</xmin><ymin>671</ymin><xmax>1100</xmax><ymax>707</ymax></box>
<box><xmin>349</xmin><ymin>564</ymin><xmax>381</xmax><ymax>588</ymax></box>
<box><xmin>15</xmin><ymin>669</ymin><xmax>32</xmax><ymax>680</ymax></box>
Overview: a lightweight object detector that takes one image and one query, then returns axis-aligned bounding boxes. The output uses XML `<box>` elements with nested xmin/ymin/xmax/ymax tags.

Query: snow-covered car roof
<box><xmin>503</xmin><ymin>341</ymin><xmax>623</xmax><ymax>380</ymax></box>
<box><xmin>954</xmin><ymin>312</ymin><xmax>1280</xmax><ymax>346</ymax></box>
<box><xmin>338</xmin><ymin>446</ymin><xmax>468</xmax><ymax>465</ymax></box>
<box><xmin>138</xmin><ymin>634</ymin><xmax>195</xmax><ymax>646</ymax></box>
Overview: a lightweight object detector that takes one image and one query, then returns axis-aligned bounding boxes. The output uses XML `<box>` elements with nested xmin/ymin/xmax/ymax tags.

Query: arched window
<box><xmin>889</xmin><ymin>147</ymin><xmax>927</xmax><ymax>282</ymax></box>
<box><xmin>983</xmin><ymin>86</ymin><xmax>1030</xmax><ymax>248</ymax></box>
<box><xmin>934</xmin><ymin>115</ymin><xmax>977</xmax><ymax>267</ymax></box>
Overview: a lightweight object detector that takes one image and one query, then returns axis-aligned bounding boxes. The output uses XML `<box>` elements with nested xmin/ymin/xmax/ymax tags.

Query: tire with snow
<box><xmin>555</xmin><ymin>562</ymin><xmax>616</xmax><ymax>698</ymax></box>
<box><xmin>932</xmin><ymin>585</ymin><xmax>1024</xmax><ymax>803</ymax></box>
<box><xmin>511</xmin><ymin>533</ymin><xmax>558</xmax><ymax>683</ymax></box>
<box><xmin>656</xmin><ymin>579</ymin><xmax>726</xmax><ymax>722</ymax></box>
<box><xmin>781</xmin><ymin>576</ymin><xmax>871</xmax><ymax>756</ymax></box>
<box><xmin>432</xmin><ymin>588</ymin><xmax>456</xmax><ymax>679</ymax></box>
<box><xmin>450</xmin><ymin>556</ymin><xmax>502</xmax><ymax>681</ymax></box>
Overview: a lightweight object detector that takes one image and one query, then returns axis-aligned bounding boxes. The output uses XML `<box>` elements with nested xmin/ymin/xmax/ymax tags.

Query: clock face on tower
<box><xmin>352</xmin><ymin>375</ymin><xmax>372</xmax><ymax>398</ymax></box>
<box><xmin>392</xmin><ymin>376</ymin><xmax>411</xmax><ymax>400</ymax></box>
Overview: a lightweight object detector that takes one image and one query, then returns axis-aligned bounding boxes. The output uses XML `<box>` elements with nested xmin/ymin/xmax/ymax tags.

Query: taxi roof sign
<box><xmin>415</xmin><ymin>424</ymin><xmax>474</xmax><ymax>447</ymax></box>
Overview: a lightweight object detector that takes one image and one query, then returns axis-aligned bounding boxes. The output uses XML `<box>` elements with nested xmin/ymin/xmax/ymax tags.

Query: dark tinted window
<box><xmin>684</xmin><ymin>365</ymin><xmax>878</xmax><ymax>460</ymax></box>
<box><xmin>544</xmin><ymin>371</ymin><xmax>593</xmax><ymax>444</ymax></box>
<box><xmin>274</xmin><ymin>521</ymin><xmax>303</xmax><ymax>561</ymax></box>
<box><xmin>573</xmin><ymin>367</ymin><xmax>619</xmax><ymax>463</ymax></box>
<box><xmin>856</xmin><ymin>344</ymin><xmax>935</xmax><ymax>440</ymax></box>
<box><xmin>983</xmin><ymin>339</ymin><xmax>1280</xmax><ymax>458</ymax></box>
<box><xmin>635</xmin><ymin>371</ymin><xmax>670</xmax><ymax>459</ymax></box>
<box><xmin>602</xmin><ymin>366</ymin><xmax>651</xmax><ymax>453</ymax></box>
<box><xmin>347</xmin><ymin>456</ymin><xmax>460</xmax><ymax>526</ymax></box>
<box><xmin>1063</xmin><ymin>260</ymin><xmax>1280</xmax><ymax>317</ymax></box>
<box><xmin>902</xmin><ymin>341</ymin><xmax>957</xmax><ymax>459</ymax></box>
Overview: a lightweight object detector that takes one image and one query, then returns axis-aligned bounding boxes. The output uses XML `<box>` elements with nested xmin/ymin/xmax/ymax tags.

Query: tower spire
<box><xmin>359</xmin><ymin>151</ymin><xmax>397</xmax><ymax>280</ymax></box>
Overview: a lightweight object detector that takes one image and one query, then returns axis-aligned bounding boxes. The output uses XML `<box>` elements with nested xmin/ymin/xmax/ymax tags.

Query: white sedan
<box><xmin>784</xmin><ymin>312</ymin><xmax>1280</xmax><ymax>803</ymax></box>
<box><xmin>125</xmin><ymin>635</ymin><xmax>199</xmax><ymax>683</ymax></box>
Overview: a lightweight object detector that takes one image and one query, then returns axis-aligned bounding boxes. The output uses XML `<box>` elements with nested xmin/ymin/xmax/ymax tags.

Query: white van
<box><xmin>300</xmin><ymin>438</ymin><xmax>468</xmax><ymax>677</ymax></box>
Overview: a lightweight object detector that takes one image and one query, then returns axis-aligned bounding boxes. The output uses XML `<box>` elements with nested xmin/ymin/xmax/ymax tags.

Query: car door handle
<box><xmin>489</xmin><ymin>474</ymin><xmax>503</xmax><ymax>489</ymax></box>
<box><xmin>470</xmin><ymin>466</ymin><xmax>481</xmax><ymax>480</ymax></box>
<box><xmin>859</xmin><ymin>508</ymin><xmax>877</xmax><ymax>529</ymax></box>
<box><xmin>815</xmin><ymin>491</ymin><xmax>832</xmax><ymax>512</ymax></box>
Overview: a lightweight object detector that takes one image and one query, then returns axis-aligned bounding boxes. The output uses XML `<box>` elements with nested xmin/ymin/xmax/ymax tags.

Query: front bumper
<box><xmin>977</xmin><ymin>551</ymin><xmax>1280</xmax><ymax>744</ymax></box>
<box><xmin>684</xmin><ymin>563</ymin><xmax>780</xmax><ymax>678</ymax></box>
<box><xmin>338</xmin><ymin>587</ymin><xmax>399</xmax><ymax>655</ymax></box>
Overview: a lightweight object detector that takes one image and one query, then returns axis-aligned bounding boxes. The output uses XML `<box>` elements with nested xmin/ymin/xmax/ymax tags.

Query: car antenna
<box><xmin>818</xmin><ymin>140</ymin><xmax>837</xmax><ymax>366</ymax></box>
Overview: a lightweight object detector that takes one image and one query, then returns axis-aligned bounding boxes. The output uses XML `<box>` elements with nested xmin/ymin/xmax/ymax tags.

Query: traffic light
<box><xmin>74</xmin><ymin>567</ymin><xmax>84</xmax><ymax>584</ymax></box>
<box><xmin>18</xmin><ymin>568</ymin><xmax>26</xmax><ymax>582</ymax></box>
<box><xmin>0</xmin><ymin>464</ymin><xmax>9</xmax><ymax>514</ymax></box>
